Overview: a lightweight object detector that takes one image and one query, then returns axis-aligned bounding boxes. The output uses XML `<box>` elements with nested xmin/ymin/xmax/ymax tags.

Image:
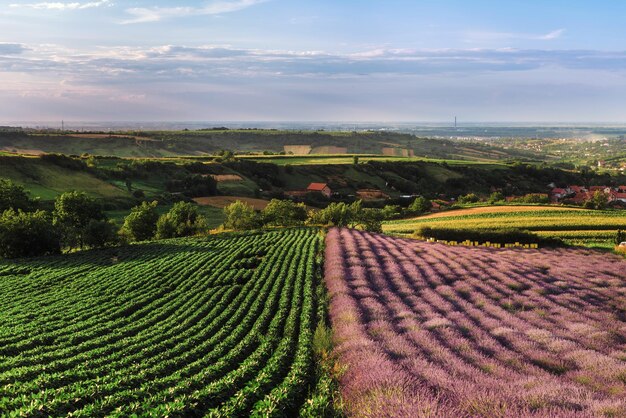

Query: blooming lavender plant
<box><xmin>325</xmin><ymin>228</ymin><xmax>626</xmax><ymax>417</ymax></box>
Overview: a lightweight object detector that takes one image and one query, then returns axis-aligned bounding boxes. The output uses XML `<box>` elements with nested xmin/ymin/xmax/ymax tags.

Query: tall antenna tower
<box><xmin>61</xmin><ymin>120</ymin><xmax>64</xmax><ymax>131</ymax></box>
<box><xmin>454</xmin><ymin>116</ymin><xmax>457</xmax><ymax>129</ymax></box>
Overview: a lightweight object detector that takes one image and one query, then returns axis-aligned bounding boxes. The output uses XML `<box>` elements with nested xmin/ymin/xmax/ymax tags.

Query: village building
<box><xmin>306</xmin><ymin>183</ymin><xmax>332</xmax><ymax>198</ymax></box>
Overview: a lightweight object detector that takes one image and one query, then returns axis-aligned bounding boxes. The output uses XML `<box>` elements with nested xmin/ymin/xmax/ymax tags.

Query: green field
<box><xmin>384</xmin><ymin>205</ymin><xmax>626</xmax><ymax>248</ymax></box>
<box><xmin>0</xmin><ymin>228</ymin><xmax>326</xmax><ymax>416</ymax></box>
<box><xmin>0</xmin><ymin>156</ymin><xmax>128</xmax><ymax>201</ymax></box>
<box><xmin>240</xmin><ymin>154</ymin><xmax>507</xmax><ymax>167</ymax></box>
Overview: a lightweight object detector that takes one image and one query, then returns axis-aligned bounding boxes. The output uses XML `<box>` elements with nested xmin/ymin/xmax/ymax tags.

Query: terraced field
<box><xmin>384</xmin><ymin>206</ymin><xmax>626</xmax><ymax>248</ymax></box>
<box><xmin>0</xmin><ymin>229</ymin><xmax>323</xmax><ymax>416</ymax></box>
<box><xmin>326</xmin><ymin>228</ymin><xmax>626</xmax><ymax>417</ymax></box>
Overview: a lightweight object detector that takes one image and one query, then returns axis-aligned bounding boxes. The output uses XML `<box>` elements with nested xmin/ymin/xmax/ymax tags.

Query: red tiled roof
<box><xmin>307</xmin><ymin>183</ymin><xmax>329</xmax><ymax>191</ymax></box>
<box><xmin>551</xmin><ymin>188</ymin><xmax>566</xmax><ymax>194</ymax></box>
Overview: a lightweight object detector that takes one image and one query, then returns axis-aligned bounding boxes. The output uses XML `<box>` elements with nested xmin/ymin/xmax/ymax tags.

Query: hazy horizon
<box><xmin>2</xmin><ymin>1</ymin><xmax>626</xmax><ymax>122</ymax></box>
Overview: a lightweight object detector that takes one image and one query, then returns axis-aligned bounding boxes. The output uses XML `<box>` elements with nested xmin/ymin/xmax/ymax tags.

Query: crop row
<box><xmin>0</xmin><ymin>228</ymin><xmax>322</xmax><ymax>416</ymax></box>
<box><xmin>326</xmin><ymin>228</ymin><xmax>626</xmax><ymax>417</ymax></box>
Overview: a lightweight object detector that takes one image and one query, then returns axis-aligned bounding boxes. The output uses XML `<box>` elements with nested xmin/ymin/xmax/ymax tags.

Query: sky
<box><xmin>1</xmin><ymin>0</ymin><xmax>626</xmax><ymax>122</ymax></box>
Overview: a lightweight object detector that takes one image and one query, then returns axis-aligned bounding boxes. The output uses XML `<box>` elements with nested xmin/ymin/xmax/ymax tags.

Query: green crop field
<box><xmin>384</xmin><ymin>205</ymin><xmax>626</xmax><ymax>248</ymax></box>
<box><xmin>0</xmin><ymin>228</ymin><xmax>324</xmax><ymax>416</ymax></box>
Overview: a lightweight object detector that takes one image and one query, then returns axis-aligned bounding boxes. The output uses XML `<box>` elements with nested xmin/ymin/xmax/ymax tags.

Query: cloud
<box><xmin>0</xmin><ymin>42</ymin><xmax>28</xmax><ymax>54</ymax></box>
<box><xmin>539</xmin><ymin>29</ymin><xmax>565</xmax><ymax>40</ymax></box>
<box><xmin>9</xmin><ymin>0</ymin><xmax>110</xmax><ymax>10</ymax></box>
<box><xmin>4</xmin><ymin>44</ymin><xmax>626</xmax><ymax>83</ymax></box>
<box><xmin>121</xmin><ymin>0</ymin><xmax>269</xmax><ymax>24</ymax></box>
<box><xmin>465</xmin><ymin>28</ymin><xmax>566</xmax><ymax>43</ymax></box>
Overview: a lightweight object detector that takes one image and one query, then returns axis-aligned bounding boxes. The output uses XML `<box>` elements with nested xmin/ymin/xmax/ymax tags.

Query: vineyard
<box><xmin>0</xmin><ymin>228</ymin><xmax>324</xmax><ymax>417</ymax></box>
<box><xmin>384</xmin><ymin>206</ymin><xmax>626</xmax><ymax>247</ymax></box>
<box><xmin>326</xmin><ymin>228</ymin><xmax>626</xmax><ymax>417</ymax></box>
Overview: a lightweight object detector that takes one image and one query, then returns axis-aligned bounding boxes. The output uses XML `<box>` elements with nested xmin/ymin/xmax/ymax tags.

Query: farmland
<box><xmin>0</xmin><ymin>228</ymin><xmax>325</xmax><ymax>416</ymax></box>
<box><xmin>325</xmin><ymin>228</ymin><xmax>626</xmax><ymax>417</ymax></box>
<box><xmin>384</xmin><ymin>205</ymin><xmax>626</xmax><ymax>248</ymax></box>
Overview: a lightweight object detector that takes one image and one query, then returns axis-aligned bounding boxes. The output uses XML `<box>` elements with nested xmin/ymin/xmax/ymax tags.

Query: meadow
<box><xmin>0</xmin><ymin>229</ymin><xmax>326</xmax><ymax>416</ymax></box>
<box><xmin>325</xmin><ymin>228</ymin><xmax>626</xmax><ymax>417</ymax></box>
<box><xmin>384</xmin><ymin>205</ymin><xmax>626</xmax><ymax>248</ymax></box>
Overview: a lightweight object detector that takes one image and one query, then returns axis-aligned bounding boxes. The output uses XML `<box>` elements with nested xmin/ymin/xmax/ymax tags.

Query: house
<box><xmin>307</xmin><ymin>183</ymin><xmax>332</xmax><ymax>198</ymax></box>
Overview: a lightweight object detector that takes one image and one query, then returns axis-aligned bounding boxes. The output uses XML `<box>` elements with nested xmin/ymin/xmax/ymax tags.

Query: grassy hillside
<box><xmin>0</xmin><ymin>155</ymin><xmax>127</xmax><ymax>201</ymax></box>
<box><xmin>0</xmin><ymin>228</ymin><xmax>327</xmax><ymax>416</ymax></box>
<box><xmin>0</xmin><ymin>129</ymin><xmax>545</xmax><ymax>161</ymax></box>
<box><xmin>384</xmin><ymin>205</ymin><xmax>626</xmax><ymax>248</ymax></box>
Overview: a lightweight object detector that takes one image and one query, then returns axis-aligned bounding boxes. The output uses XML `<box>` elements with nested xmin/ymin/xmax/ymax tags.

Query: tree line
<box><xmin>0</xmin><ymin>178</ymin><xmax>438</xmax><ymax>259</ymax></box>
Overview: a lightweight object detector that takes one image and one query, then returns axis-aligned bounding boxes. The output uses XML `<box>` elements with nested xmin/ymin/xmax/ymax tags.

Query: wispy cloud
<box><xmin>121</xmin><ymin>0</ymin><xmax>268</xmax><ymax>24</ymax></box>
<box><xmin>536</xmin><ymin>29</ymin><xmax>565</xmax><ymax>40</ymax></box>
<box><xmin>9</xmin><ymin>0</ymin><xmax>111</xmax><ymax>10</ymax></box>
<box><xmin>0</xmin><ymin>42</ymin><xmax>28</xmax><ymax>54</ymax></box>
<box><xmin>464</xmin><ymin>28</ymin><xmax>566</xmax><ymax>43</ymax></box>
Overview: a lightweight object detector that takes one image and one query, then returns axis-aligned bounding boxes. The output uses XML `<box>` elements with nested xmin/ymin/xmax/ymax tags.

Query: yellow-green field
<box><xmin>383</xmin><ymin>205</ymin><xmax>626</xmax><ymax>248</ymax></box>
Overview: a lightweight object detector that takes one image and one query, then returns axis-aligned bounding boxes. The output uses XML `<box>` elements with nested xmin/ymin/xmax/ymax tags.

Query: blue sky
<box><xmin>1</xmin><ymin>0</ymin><xmax>626</xmax><ymax>122</ymax></box>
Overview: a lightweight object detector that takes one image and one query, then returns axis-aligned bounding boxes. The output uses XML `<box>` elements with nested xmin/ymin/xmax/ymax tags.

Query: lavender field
<box><xmin>325</xmin><ymin>228</ymin><xmax>626</xmax><ymax>417</ymax></box>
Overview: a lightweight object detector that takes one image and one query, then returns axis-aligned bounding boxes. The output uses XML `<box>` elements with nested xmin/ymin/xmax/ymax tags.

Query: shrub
<box><xmin>488</xmin><ymin>192</ymin><xmax>505</xmax><ymax>204</ymax></box>
<box><xmin>458</xmin><ymin>193</ymin><xmax>480</xmax><ymax>204</ymax></box>
<box><xmin>408</xmin><ymin>196</ymin><xmax>432</xmax><ymax>214</ymax></box>
<box><xmin>616</xmin><ymin>229</ymin><xmax>626</xmax><ymax>246</ymax></box>
<box><xmin>414</xmin><ymin>226</ymin><xmax>562</xmax><ymax>246</ymax></box>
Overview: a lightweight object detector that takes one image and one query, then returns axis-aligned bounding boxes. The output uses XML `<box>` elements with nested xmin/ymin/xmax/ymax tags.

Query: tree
<box><xmin>409</xmin><ymin>196</ymin><xmax>432</xmax><ymax>214</ymax></box>
<box><xmin>353</xmin><ymin>156</ymin><xmax>359</xmax><ymax>165</ymax></box>
<box><xmin>356</xmin><ymin>208</ymin><xmax>383</xmax><ymax>233</ymax></box>
<box><xmin>615</xmin><ymin>229</ymin><xmax>626</xmax><ymax>246</ymax></box>
<box><xmin>0</xmin><ymin>209</ymin><xmax>60</xmax><ymax>258</ymax></box>
<box><xmin>381</xmin><ymin>204</ymin><xmax>401</xmax><ymax>220</ymax></box>
<box><xmin>223</xmin><ymin>200</ymin><xmax>260</xmax><ymax>231</ymax></box>
<box><xmin>307</xmin><ymin>200</ymin><xmax>383</xmax><ymax>232</ymax></box>
<box><xmin>262</xmin><ymin>199</ymin><xmax>307</xmax><ymax>227</ymax></box>
<box><xmin>0</xmin><ymin>179</ymin><xmax>34</xmax><ymax>212</ymax></box>
<box><xmin>592</xmin><ymin>190</ymin><xmax>608</xmax><ymax>210</ymax></box>
<box><xmin>121</xmin><ymin>201</ymin><xmax>159</xmax><ymax>241</ymax></box>
<box><xmin>584</xmin><ymin>190</ymin><xmax>608</xmax><ymax>210</ymax></box>
<box><xmin>156</xmin><ymin>202</ymin><xmax>208</xmax><ymax>239</ymax></box>
<box><xmin>83</xmin><ymin>219</ymin><xmax>119</xmax><ymax>249</ymax></box>
<box><xmin>307</xmin><ymin>201</ymin><xmax>361</xmax><ymax>227</ymax></box>
<box><xmin>53</xmin><ymin>191</ymin><xmax>105</xmax><ymax>248</ymax></box>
